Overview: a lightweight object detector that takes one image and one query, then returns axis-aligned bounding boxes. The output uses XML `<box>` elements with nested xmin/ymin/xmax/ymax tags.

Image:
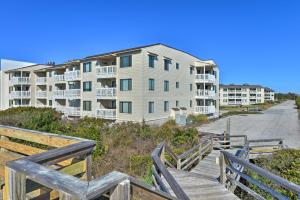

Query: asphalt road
<box><xmin>198</xmin><ymin>101</ymin><xmax>300</xmax><ymax>148</ymax></box>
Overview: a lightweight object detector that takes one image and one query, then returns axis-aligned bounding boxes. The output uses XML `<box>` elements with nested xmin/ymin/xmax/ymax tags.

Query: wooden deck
<box><xmin>166</xmin><ymin>150</ymin><xmax>240</xmax><ymax>200</ymax></box>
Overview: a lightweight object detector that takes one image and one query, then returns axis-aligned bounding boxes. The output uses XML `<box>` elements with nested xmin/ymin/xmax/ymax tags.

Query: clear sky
<box><xmin>0</xmin><ymin>0</ymin><xmax>299</xmax><ymax>93</ymax></box>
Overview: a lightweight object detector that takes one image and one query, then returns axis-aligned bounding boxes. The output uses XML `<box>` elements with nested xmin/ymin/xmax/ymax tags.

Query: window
<box><xmin>148</xmin><ymin>102</ymin><xmax>154</xmax><ymax>113</ymax></box>
<box><xmin>120</xmin><ymin>101</ymin><xmax>132</xmax><ymax>113</ymax></box>
<box><xmin>176</xmin><ymin>63</ymin><xmax>179</xmax><ymax>70</ymax></box>
<box><xmin>242</xmin><ymin>94</ymin><xmax>247</xmax><ymax>97</ymax></box>
<box><xmin>164</xmin><ymin>80</ymin><xmax>169</xmax><ymax>92</ymax></box>
<box><xmin>164</xmin><ymin>101</ymin><xmax>169</xmax><ymax>112</ymax></box>
<box><xmin>176</xmin><ymin>100</ymin><xmax>179</xmax><ymax>107</ymax></box>
<box><xmin>223</xmin><ymin>94</ymin><xmax>228</xmax><ymax>97</ymax></box>
<box><xmin>83</xmin><ymin>101</ymin><xmax>92</xmax><ymax>111</ymax></box>
<box><xmin>120</xmin><ymin>79</ymin><xmax>132</xmax><ymax>91</ymax></box>
<box><xmin>49</xmin><ymin>100</ymin><xmax>52</xmax><ymax>106</ymax></box>
<box><xmin>83</xmin><ymin>81</ymin><xmax>92</xmax><ymax>92</ymax></box>
<box><xmin>83</xmin><ymin>62</ymin><xmax>92</xmax><ymax>72</ymax></box>
<box><xmin>176</xmin><ymin>82</ymin><xmax>179</xmax><ymax>89</ymax></box>
<box><xmin>49</xmin><ymin>71</ymin><xmax>52</xmax><ymax>77</ymax></box>
<box><xmin>120</xmin><ymin>55</ymin><xmax>132</xmax><ymax>68</ymax></box>
<box><xmin>223</xmin><ymin>88</ymin><xmax>228</xmax><ymax>92</ymax></box>
<box><xmin>190</xmin><ymin>84</ymin><xmax>193</xmax><ymax>91</ymax></box>
<box><xmin>148</xmin><ymin>55</ymin><xmax>156</xmax><ymax>68</ymax></box>
<box><xmin>149</xmin><ymin>79</ymin><xmax>155</xmax><ymax>91</ymax></box>
<box><xmin>190</xmin><ymin>100</ymin><xmax>192</xmax><ymax>107</ymax></box>
<box><xmin>164</xmin><ymin>59</ymin><xmax>170</xmax><ymax>71</ymax></box>
<box><xmin>257</xmin><ymin>94</ymin><xmax>261</xmax><ymax>97</ymax></box>
<box><xmin>49</xmin><ymin>86</ymin><xmax>52</xmax><ymax>92</ymax></box>
<box><xmin>190</xmin><ymin>67</ymin><xmax>193</xmax><ymax>75</ymax></box>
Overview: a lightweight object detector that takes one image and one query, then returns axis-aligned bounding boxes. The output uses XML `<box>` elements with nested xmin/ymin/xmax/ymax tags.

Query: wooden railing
<box><xmin>151</xmin><ymin>134</ymin><xmax>288</xmax><ymax>200</ymax></box>
<box><xmin>1</xmin><ymin>125</ymin><xmax>175</xmax><ymax>200</ymax></box>
<box><xmin>220</xmin><ymin>151</ymin><xmax>300</xmax><ymax>200</ymax></box>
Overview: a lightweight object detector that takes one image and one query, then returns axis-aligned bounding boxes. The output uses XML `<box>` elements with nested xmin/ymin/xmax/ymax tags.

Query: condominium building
<box><xmin>4</xmin><ymin>44</ymin><xmax>219</xmax><ymax>123</ymax></box>
<box><xmin>0</xmin><ymin>59</ymin><xmax>36</xmax><ymax>110</ymax></box>
<box><xmin>220</xmin><ymin>84</ymin><xmax>275</xmax><ymax>106</ymax></box>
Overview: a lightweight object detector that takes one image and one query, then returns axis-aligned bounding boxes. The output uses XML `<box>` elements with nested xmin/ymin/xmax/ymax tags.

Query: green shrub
<box><xmin>296</xmin><ymin>97</ymin><xmax>300</xmax><ymax>109</ymax></box>
<box><xmin>238</xmin><ymin>149</ymin><xmax>300</xmax><ymax>200</ymax></box>
<box><xmin>187</xmin><ymin>114</ymin><xmax>208</xmax><ymax>124</ymax></box>
<box><xmin>0</xmin><ymin>107</ymin><xmax>200</xmax><ymax>184</ymax></box>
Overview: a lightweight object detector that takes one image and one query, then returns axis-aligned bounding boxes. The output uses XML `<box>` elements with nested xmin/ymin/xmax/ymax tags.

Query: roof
<box><xmin>264</xmin><ymin>87</ymin><xmax>275</xmax><ymax>92</ymax></box>
<box><xmin>5</xmin><ymin>64</ymin><xmax>51</xmax><ymax>73</ymax></box>
<box><xmin>220</xmin><ymin>84</ymin><xmax>264</xmax><ymax>89</ymax></box>
<box><xmin>84</xmin><ymin>43</ymin><xmax>208</xmax><ymax>62</ymax></box>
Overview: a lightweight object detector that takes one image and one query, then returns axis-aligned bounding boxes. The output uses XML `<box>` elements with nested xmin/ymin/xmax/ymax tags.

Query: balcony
<box><xmin>53</xmin><ymin>90</ymin><xmax>65</xmax><ymax>99</ymax></box>
<box><xmin>96</xmin><ymin>88</ymin><xmax>116</xmax><ymax>99</ymax></box>
<box><xmin>10</xmin><ymin>77</ymin><xmax>30</xmax><ymax>85</ymax></box>
<box><xmin>64</xmin><ymin>70</ymin><xmax>81</xmax><ymax>81</ymax></box>
<box><xmin>195</xmin><ymin>90</ymin><xmax>215</xmax><ymax>99</ymax></box>
<box><xmin>36</xmin><ymin>77</ymin><xmax>47</xmax><ymax>85</ymax></box>
<box><xmin>10</xmin><ymin>91</ymin><xmax>31</xmax><ymax>99</ymax></box>
<box><xmin>65</xmin><ymin>89</ymin><xmax>81</xmax><ymax>99</ymax></box>
<box><xmin>96</xmin><ymin>109</ymin><xmax>116</xmax><ymax>120</ymax></box>
<box><xmin>195</xmin><ymin>74</ymin><xmax>216</xmax><ymax>83</ymax></box>
<box><xmin>96</xmin><ymin>65</ymin><xmax>116</xmax><ymax>78</ymax></box>
<box><xmin>36</xmin><ymin>91</ymin><xmax>47</xmax><ymax>99</ymax></box>
<box><xmin>195</xmin><ymin>106</ymin><xmax>216</xmax><ymax>115</ymax></box>
<box><xmin>53</xmin><ymin>74</ymin><xmax>65</xmax><ymax>82</ymax></box>
<box><xmin>65</xmin><ymin>107</ymin><xmax>81</xmax><ymax>116</ymax></box>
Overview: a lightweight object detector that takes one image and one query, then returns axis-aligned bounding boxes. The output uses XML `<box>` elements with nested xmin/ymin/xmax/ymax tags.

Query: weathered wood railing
<box><xmin>220</xmin><ymin>150</ymin><xmax>300</xmax><ymax>200</ymax></box>
<box><xmin>1</xmin><ymin>125</ymin><xmax>175</xmax><ymax>200</ymax></box>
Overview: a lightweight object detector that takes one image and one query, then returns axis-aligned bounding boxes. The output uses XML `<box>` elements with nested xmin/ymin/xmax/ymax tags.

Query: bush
<box><xmin>187</xmin><ymin>114</ymin><xmax>208</xmax><ymax>124</ymax></box>
<box><xmin>237</xmin><ymin>149</ymin><xmax>300</xmax><ymax>200</ymax></box>
<box><xmin>296</xmin><ymin>97</ymin><xmax>300</xmax><ymax>109</ymax></box>
<box><xmin>0</xmin><ymin>107</ymin><xmax>200</xmax><ymax>183</ymax></box>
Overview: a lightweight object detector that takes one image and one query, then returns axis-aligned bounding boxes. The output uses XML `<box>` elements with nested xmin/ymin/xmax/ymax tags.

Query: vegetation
<box><xmin>275</xmin><ymin>92</ymin><xmax>298</xmax><ymax>102</ymax></box>
<box><xmin>237</xmin><ymin>149</ymin><xmax>300</xmax><ymax>200</ymax></box>
<box><xmin>0</xmin><ymin>107</ymin><xmax>199</xmax><ymax>183</ymax></box>
<box><xmin>187</xmin><ymin>114</ymin><xmax>209</xmax><ymax>124</ymax></box>
<box><xmin>296</xmin><ymin>97</ymin><xmax>300</xmax><ymax>109</ymax></box>
<box><xmin>221</xmin><ymin>111</ymin><xmax>262</xmax><ymax>117</ymax></box>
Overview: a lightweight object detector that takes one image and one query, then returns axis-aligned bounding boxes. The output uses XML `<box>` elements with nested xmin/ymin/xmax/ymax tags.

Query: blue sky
<box><xmin>0</xmin><ymin>0</ymin><xmax>299</xmax><ymax>93</ymax></box>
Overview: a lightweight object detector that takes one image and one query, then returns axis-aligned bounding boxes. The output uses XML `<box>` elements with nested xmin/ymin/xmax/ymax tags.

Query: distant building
<box><xmin>3</xmin><ymin>44</ymin><xmax>220</xmax><ymax>124</ymax></box>
<box><xmin>0</xmin><ymin>59</ymin><xmax>36</xmax><ymax>110</ymax></box>
<box><xmin>220</xmin><ymin>84</ymin><xmax>275</xmax><ymax>106</ymax></box>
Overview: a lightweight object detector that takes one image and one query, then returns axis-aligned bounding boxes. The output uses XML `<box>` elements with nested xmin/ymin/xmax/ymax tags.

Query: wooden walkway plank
<box><xmin>165</xmin><ymin>150</ymin><xmax>240</xmax><ymax>200</ymax></box>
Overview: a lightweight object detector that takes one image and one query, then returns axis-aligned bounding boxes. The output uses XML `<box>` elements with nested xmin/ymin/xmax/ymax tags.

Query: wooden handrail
<box><xmin>151</xmin><ymin>143</ymin><xmax>190</xmax><ymax>200</ymax></box>
<box><xmin>220</xmin><ymin>151</ymin><xmax>300</xmax><ymax>199</ymax></box>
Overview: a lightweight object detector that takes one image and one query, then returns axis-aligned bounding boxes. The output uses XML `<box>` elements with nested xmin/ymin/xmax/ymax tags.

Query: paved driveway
<box><xmin>198</xmin><ymin>101</ymin><xmax>300</xmax><ymax>148</ymax></box>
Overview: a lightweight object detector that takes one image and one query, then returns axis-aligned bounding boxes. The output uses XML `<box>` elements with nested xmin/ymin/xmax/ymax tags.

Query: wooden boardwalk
<box><xmin>166</xmin><ymin>150</ymin><xmax>240</xmax><ymax>200</ymax></box>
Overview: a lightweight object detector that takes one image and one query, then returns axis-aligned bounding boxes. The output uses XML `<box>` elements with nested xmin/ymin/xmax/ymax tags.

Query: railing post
<box><xmin>110</xmin><ymin>180</ymin><xmax>130</xmax><ymax>200</ymax></box>
<box><xmin>83</xmin><ymin>154</ymin><xmax>92</xmax><ymax>181</ymax></box>
<box><xmin>4</xmin><ymin>166</ymin><xmax>26</xmax><ymax>200</ymax></box>
<box><xmin>199</xmin><ymin>139</ymin><xmax>203</xmax><ymax>160</ymax></box>
<box><xmin>210</xmin><ymin>136</ymin><xmax>214</xmax><ymax>152</ymax></box>
<box><xmin>160</xmin><ymin>145</ymin><xmax>165</xmax><ymax>165</ymax></box>
<box><xmin>219</xmin><ymin>152</ymin><xmax>226</xmax><ymax>185</ymax></box>
<box><xmin>177</xmin><ymin>159</ymin><xmax>181</xmax><ymax>170</ymax></box>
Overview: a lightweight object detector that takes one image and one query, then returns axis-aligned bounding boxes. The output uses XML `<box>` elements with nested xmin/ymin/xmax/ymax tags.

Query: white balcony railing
<box><xmin>53</xmin><ymin>74</ymin><xmax>65</xmax><ymax>82</ymax></box>
<box><xmin>195</xmin><ymin>106</ymin><xmax>216</xmax><ymax>115</ymax></box>
<box><xmin>10</xmin><ymin>91</ymin><xmax>31</xmax><ymax>99</ymax></box>
<box><xmin>195</xmin><ymin>74</ymin><xmax>216</xmax><ymax>83</ymax></box>
<box><xmin>96</xmin><ymin>109</ymin><xmax>116</xmax><ymax>120</ymax></box>
<box><xmin>96</xmin><ymin>88</ymin><xmax>116</xmax><ymax>98</ymax></box>
<box><xmin>10</xmin><ymin>77</ymin><xmax>30</xmax><ymax>85</ymax></box>
<box><xmin>195</xmin><ymin>90</ymin><xmax>215</xmax><ymax>99</ymax></box>
<box><xmin>36</xmin><ymin>77</ymin><xmax>47</xmax><ymax>85</ymax></box>
<box><xmin>53</xmin><ymin>90</ymin><xmax>65</xmax><ymax>99</ymax></box>
<box><xmin>64</xmin><ymin>70</ymin><xmax>81</xmax><ymax>81</ymax></box>
<box><xmin>65</xmin><ymin>89</ymin><xmax>81</xmax><ymax>99</ymax></box>
<box><xmin>65</xmin><ymin>107</ymin><xmax>81</xmax><ymax>116</ymax></box>
<box><xmin>36</xmin><ymin>91</ymin><xmax>47</xmax><ymax>98</ymax></box>
<box><xmin>96</xmin><ymin>65</ymin><xmax>116</xmax><ymax>78</ymax></box>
